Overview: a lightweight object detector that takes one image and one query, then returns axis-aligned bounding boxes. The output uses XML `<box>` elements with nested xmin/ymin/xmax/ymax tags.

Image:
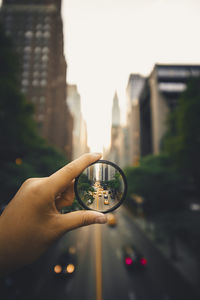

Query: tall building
<box><xmin>112</xmin><ymin>92</ymin><xmax>120</xmax><ymax>126</ymax></box>
<box><xmin>0</xmin><ymin>0</ymin><xmax>73</xmax><ymax>159</ymax></box>
<box><xmin>109</xmin><ymin>92</ymin><xmax>121</xmax><ymax>164</ymax></box>
<box><xmin>67</xmin><ymin>84</ymin><xmax>89</xmax><ymax>159</ymax></box>
<box><xmin>148</xmin><ymin>64</ymin><xmax>200</xmax><ymax>154</ymax></box>
<box><xmin>126</xmin><ymin>74</ymin><xmax>145</xmax><ymax>166</ymax></box>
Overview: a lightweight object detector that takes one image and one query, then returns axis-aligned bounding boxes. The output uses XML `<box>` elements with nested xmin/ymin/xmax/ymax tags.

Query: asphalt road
<box><xmin>1</xmin><ymin>207</ymin><xmax>199</xmax><ymax>300</ymax></box>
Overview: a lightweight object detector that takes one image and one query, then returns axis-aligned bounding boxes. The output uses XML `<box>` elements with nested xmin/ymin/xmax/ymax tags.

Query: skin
<box><xmin>0</xmin><ymin>153</ymin><xmax>107</xmax><ymax>277</ymax></box>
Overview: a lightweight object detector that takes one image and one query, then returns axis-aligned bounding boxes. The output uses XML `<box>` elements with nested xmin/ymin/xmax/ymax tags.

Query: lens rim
<box><xmin>74</xmin><ymin>159</ymin><xmax>127</xmax><ymax>213</ymax></box>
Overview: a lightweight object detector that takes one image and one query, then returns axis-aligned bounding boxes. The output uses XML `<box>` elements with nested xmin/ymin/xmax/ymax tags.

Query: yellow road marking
<box><xmin>95</xmin><ymin>225</ymin><xmax>102</xmax><ymax>300</ymax></box>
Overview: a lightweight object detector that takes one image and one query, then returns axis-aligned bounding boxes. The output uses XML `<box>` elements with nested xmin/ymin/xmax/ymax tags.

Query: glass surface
<box><xmin>75</xmin><ymin>161</ymin><xmax>126</xmax><ymax>213</ymax></box>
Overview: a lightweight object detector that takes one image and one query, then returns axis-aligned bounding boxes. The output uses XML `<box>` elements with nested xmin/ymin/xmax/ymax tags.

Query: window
<box><xmin>32</xmin><ymin>79</ymin><xmax>39</xmax><ymax>86</ymax></box>
<box><xmin>34</xmin><ymin>47</ymin><xmax>41</xmax><ymax>54</ymax></box>
<box><xmin>36</xmin><ymin>31</ymin><xmax>42</xmax><ymax>38</ymax></box>
<box><xmin>43</xmin><ymin>31</ymin><xmax>50</xmax><ymax>39</ymax></box>
<box><xmin>40</xmin><ymin>79</ymin><xmax>47</xmax><ymax>87</ymax></box>
<box><xmin>24</xmin><ymin>46</ymin><xmax>32</xmax><ymax>53</ymax></box>
<box><xmin>42</xmin><ymin>55</ymin><xmax>48</xmax><ymax>62</ymax></box>
<box><xmin>42</xmin><ymin>47</ymin><xmax>49</xmax><ymax>53</ymax></box>
<box><xmin>25</xmin><ymin>31</ymin><xmax>33</xmax><ymax>38</ymax></box>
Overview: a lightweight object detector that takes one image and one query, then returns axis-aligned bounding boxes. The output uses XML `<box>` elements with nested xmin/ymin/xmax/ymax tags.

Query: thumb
<box><xmin>58</xmin><ymin>210</ymin><xmax>107</xmax><ymax>233</ymax></box>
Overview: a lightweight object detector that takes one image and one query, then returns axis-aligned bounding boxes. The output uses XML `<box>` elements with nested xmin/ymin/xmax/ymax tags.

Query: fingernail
<box><xmin>95</xmin><ymin>215</ymin><xmax>107</xmax><ymax>224</ymax></box>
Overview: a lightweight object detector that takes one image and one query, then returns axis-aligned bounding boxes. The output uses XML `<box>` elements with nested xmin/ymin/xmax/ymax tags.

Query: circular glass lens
<box><xmin>74</xmin><ymin>160</ymin><xmax>127</xmax><ymax>213</ymax></box>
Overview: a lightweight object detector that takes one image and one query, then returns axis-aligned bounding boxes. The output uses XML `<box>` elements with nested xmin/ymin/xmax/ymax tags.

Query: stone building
<box><xmin>0</xmin><ymin>0</ymin><xmax>73</xmax><ymax>159</ymax></box>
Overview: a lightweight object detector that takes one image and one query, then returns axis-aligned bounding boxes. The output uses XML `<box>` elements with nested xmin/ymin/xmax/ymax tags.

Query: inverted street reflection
<box><xmin>75</xmin><ymin>161</ymin><xmax>126</xmax><ymax>213</ymax></box>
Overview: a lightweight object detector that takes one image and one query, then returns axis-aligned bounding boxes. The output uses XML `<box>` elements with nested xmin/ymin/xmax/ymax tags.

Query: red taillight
<box><xmin>125</xmin><ymin>257</ymin><xmax>133</xmax><ymax>265</ymax></box>
<box><xmin>140</xmin><ymin>258</ymin><xmax>147</xmax><ymax>265</ymax></box>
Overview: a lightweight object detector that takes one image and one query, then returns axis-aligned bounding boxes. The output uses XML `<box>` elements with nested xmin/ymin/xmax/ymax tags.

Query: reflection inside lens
<box><xmin>76</xmin><ymin>163</ymin><xmax>125</xmax><ymax>212</ymax></box>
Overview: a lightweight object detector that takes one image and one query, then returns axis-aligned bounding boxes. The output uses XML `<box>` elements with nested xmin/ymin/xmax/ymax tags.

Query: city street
<box><xmin>90</xmin><ymin>192</ymin><xmax>116</xmax><ymax>211</ymax></box>
<box><xmin>20</xmin><ymin>207</ymin><xmax>199</xmax><ymax>300</ymax></box>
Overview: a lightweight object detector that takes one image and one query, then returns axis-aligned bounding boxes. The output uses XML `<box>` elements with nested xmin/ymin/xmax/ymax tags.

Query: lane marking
<box><xmin>95</xmin><ymin>225</ymin><xmax>102</xmax><ymax>300</ymax></box>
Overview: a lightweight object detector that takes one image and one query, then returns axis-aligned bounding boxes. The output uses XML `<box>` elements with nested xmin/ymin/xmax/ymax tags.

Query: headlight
<box><xmin>54</xmin><ymin>265</ymin><xmax>62</xmax><ymax>274</ymax></box>
<box><xmin>66</xmin><ymin>264</ymin><xmax>75</xmax><ymax>273</ymax></box>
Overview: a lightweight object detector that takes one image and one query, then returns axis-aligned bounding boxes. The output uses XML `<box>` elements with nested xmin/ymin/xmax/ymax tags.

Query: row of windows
<box><xmin>25</xmin><ymin>31</ymin><xmax>51</xmax><ymax>39</ymax></box>
<box><xmin>23</xmin><ymin>62</ymin><xmax>48</xmax><ymax>71</ymax></box>
<box><xmin>23</xmin><ymin>54</ymin><xmax>49</xmax><ymax>63</ymax></box>
<box><xmin>22</xmin><ymin>79</ymin><xmax>47</xmax><ymax>87</ymax></box>
<box><xmin>24</xmin><ymin>46</ymin><xmax>49</xmax><ymax>54</ymax></box>
<box><xmin>22</xmin><ymin>71</ymin><xmax>47</xmax><ymax>79</ymax></box>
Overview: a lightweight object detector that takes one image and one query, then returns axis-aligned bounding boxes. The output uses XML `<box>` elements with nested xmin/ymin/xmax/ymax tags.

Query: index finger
<box><xmin>49</xmin><ymin>153</ymin><xmax>102</xmax><ymax>194</ymax></box>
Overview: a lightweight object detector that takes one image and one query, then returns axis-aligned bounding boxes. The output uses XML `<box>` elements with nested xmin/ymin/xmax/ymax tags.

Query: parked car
<box><xmin>122</xmin><ymin>245</ymin><xmax>147</xmax><ymax>270</ymax></box>
<box><xmin>104</xmin><ymin>199</ymin><xmax>109</xmax><ymax>205</ymax></box>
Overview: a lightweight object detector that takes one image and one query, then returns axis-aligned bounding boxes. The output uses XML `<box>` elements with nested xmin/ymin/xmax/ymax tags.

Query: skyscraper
<box><xmin>0</xmin><ymin>0</ymin><xmax>73</xmax><ymax>159</ymax></box>
<box><xmin>112</xmin><ymin>92</ymin><xmax>120</xmax><ymax>127</ymax></box>
<box><xmin>109</xmin><ymin>92</ymin><xmax>121</xmax><ymax>164</ymax></box>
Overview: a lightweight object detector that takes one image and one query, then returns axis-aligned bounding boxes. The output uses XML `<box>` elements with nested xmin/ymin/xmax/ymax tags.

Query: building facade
<box><xmin>67</xmin><ymin>84</ymin><xmax>89</xmax><ymax>159</ymax></box>
<box><xmin>109</xmin><ymin>92</ymin><xmax>121</xmax><ymax>164</ymax></box>
<box><xmin>126</xmin><ymin>74</ymin><xmax>145</xmax><ymax>166</ymax></box>
<box><xmin>0</xmin><ymin>0</ymin><xmax>73</xmax><ymax>159</ymax></box>
<box><xmin>149</xmin><ymin>64</ymin><xmax>200</xmax><ymax>154</ymax></box>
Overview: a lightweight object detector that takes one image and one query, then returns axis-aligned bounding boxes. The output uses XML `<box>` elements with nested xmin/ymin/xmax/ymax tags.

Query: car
<box><xmin>53</xmin><ymin>247</ymin><xmax>77</xmax><ymax>278</ymax></box>
<box><xmin>107</xmin><ymin>213</ymin><xmax>117</xmax><ymax>227</ymax></box>
<box><xmin>122</xmin><ymin>245</ymin><xmax>147</xmax><ymax>270</ymax></box>
<box><xmin>104</xmin><ymin>199</ymin><xmax>109</xmax><ymax>205</ymax></box>
<box><xmin>103</xmin><ymin>191</ymin><xmax>107</xmax><ymax>194</ymax></box>
<box><xmin>98</xmin><ymin>193</ymin><xmax>102</xmax><ymax>197</ymax></box>
<box><xmin>104</xmin><ymin>194</ymin><xmax>108</xmax><ymax>199</ymax></box>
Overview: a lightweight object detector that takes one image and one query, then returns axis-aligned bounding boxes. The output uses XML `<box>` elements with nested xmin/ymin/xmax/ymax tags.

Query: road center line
<box><xmin>95</xmin><ymin>224</ymin><xmax>102</xmax><ymax>300</ymax></box>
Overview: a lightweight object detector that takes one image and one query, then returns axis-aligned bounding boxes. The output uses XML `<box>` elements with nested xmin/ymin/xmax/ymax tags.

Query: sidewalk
<box><xmin>133</xmin><ymin>217</ymin><xmax>200</xmax><ymax>290</ymax></box>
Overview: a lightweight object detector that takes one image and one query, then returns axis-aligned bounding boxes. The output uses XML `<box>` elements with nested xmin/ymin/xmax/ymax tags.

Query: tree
<box><xmin>163</xmin><ymin>77</ymin><xmax>200</xmax><ymax>198</ymax></box>
<box><xmin>124</xmin><ymin>154</ymin><xmax>184</xmax><ymax>219</ymax></box>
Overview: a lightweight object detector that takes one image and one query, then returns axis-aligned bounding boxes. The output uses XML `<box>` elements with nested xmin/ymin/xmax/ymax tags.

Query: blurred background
<box><xmin>0</xmin><ymin>0</ymin><xmax>200</xmax><ymax>299</ymax></box>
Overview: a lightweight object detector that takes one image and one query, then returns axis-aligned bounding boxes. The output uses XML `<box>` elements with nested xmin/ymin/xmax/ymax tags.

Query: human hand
<box><xmin>0</xmin><ymin>153</ymin><xmax>107</xmax><ymax>276</ymax></box>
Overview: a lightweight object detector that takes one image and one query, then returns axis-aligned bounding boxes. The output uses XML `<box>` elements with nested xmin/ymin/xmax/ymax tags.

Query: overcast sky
<box><xmin>62</xmin><ymin>0</ymin><xmax>200</xmax><ymax>151</ymax></box>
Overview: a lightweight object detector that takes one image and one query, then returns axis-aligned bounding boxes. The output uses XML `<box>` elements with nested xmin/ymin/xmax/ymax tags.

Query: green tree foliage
<box><xmin>0</xmin><ymin>25</ymin><xmax>69</xmax><ymax>205</ymax></box>
<box><xmin>124</xmin><ymin>154</ymin><xmax>184</xmax><ymax>218</ymax></box>
<box><xmin>163</xmin><ymin>77</ymin><xmax>200</xmax><ymax>197</ymax></box>
<box><xmin>77</xmin><ymin>173</ymin><xmax>95</xmax><ymax>205</ymax></box>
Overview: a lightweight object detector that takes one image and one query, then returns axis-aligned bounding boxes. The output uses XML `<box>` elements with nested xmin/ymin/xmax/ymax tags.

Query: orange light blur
<box><xmin>54</xmin><ymin>265</ymin><xmax>62</xmax><ymax>274</ymax></box>
<box><xmin>15</xmin><ymin>158</ymin><xmax>22</xmax><ymax>165</ymax></box>
<box><xmin>66</xmin><ymin>264</ymin><xmax>75</xmax><ymax>273</ymax></box>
